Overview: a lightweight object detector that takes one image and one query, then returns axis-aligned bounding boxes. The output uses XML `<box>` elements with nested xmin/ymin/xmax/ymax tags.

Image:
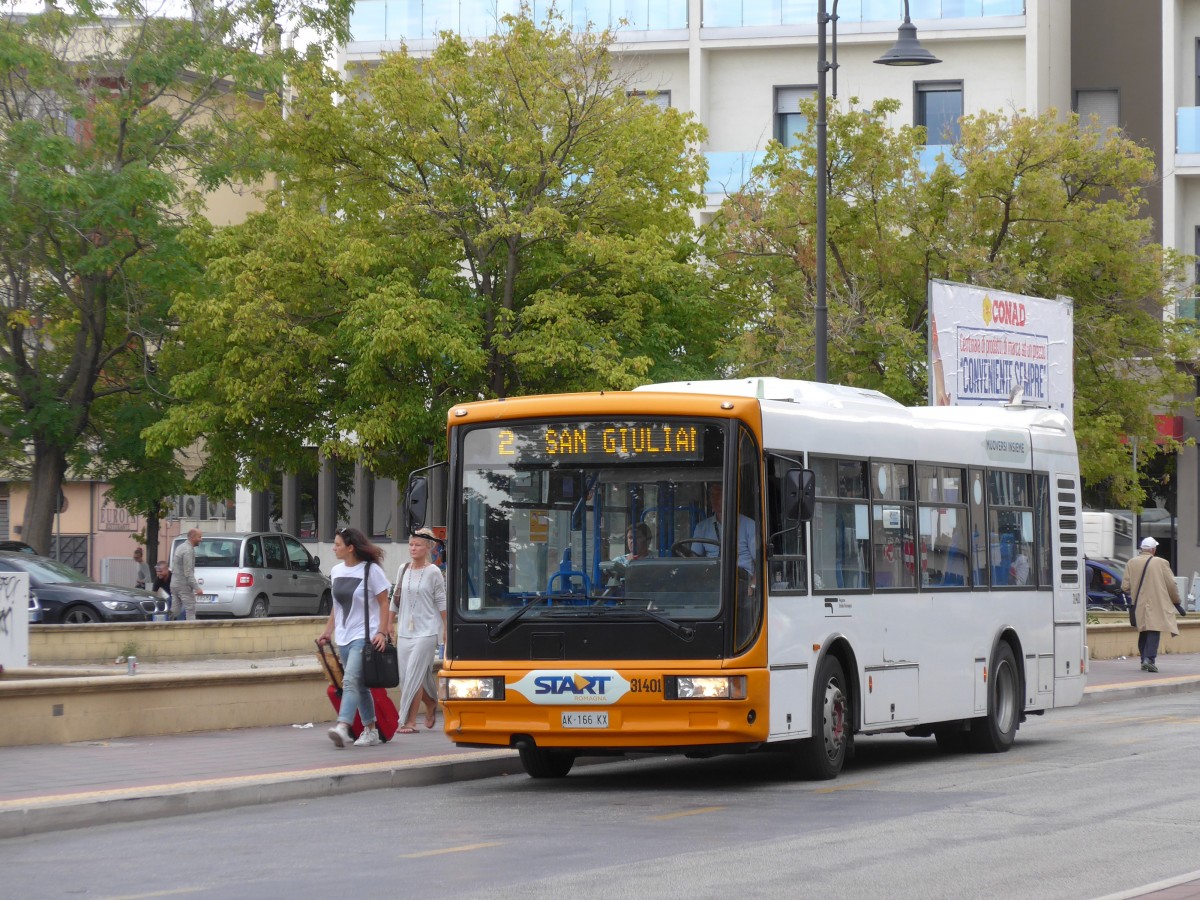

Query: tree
<box><xmin>151</xmin><ymin>13</ymin><xmax>725</xmax><ymax>491</ymax></box>
<box><xmin>706</xmin><ymin>100</ymin><xmax>1197</xmax><ymax>506</ymax></box>
<box><xmin>0</xmin><ymin>1</ymin><xmax>350</xmax><ymax>553</ymax></box>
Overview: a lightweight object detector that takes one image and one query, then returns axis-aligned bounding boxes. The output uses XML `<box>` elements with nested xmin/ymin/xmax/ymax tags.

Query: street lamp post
<box><xmin>814</xmin><ymin>0</ymin><xmax>940</xmax><ymax>383</ymax></box>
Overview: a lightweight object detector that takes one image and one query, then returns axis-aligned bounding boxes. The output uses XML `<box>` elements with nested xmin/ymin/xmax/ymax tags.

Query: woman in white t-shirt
<box><xmin>318</xmin><ymin>527</ymin><xmax>393</xmax><ymax>748</ymax></box>
<box><xmin>390</xmin><ymin>527</ymin><xmax>446</xmax><ymax>733</ymax></box>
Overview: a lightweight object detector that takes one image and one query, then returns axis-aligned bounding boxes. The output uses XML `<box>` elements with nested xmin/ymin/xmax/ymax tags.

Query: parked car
<box><xmin>0</xmin><ymin>551</ymin><xmax>166</xmax><ymax>624</ymax></box>
<box><xmin>170</xmin><ymin>532</ymin><xmax>332</xmax><ymax>618</ymax></box>
<box><xmin>1086</xmin><ymin>557</ymin><xmax>1130</xmax><ymax>611</ymax></box>
<box><xmin>0</xmin><ymin>540</ymin><xmax>36</xmax><ymax>553</ymax></box>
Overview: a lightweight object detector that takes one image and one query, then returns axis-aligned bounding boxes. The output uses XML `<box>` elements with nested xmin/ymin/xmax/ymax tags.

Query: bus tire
<box><xmin>970</xmin><ymin>642</ymin><xmax>1020</xmax><ymax>753</ymax></box>
<box><xmin>797</xmin><ymin>656</ymin><xmax>849</xmax><ymax>780</ymax></box>
<box><xmin>517</xmin><ymin>744</ymin><xmax>576</xmax><ymax>778</ymax></box>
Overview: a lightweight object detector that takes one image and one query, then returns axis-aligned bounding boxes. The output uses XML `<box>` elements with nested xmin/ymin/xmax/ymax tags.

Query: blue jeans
<box><xmin>336</xmin><ymin>639</ymin><xmax>376</xmax><ymax>726</ymax></box>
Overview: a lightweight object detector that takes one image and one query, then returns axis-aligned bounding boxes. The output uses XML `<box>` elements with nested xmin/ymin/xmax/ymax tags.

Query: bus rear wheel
<box><xmin>517</xmin><ymin>743</ymin><xmax>576</xmax><ymax>779</ymax></box>
<box><xmin>970</xmin><ymin>642</ymin><xmax>1020</xmax><ymax>753</ymax></box>
<box><xmin>796</xmin><ymin>656</ymin><xmax>849</xmax><ymax>780</ymax></box>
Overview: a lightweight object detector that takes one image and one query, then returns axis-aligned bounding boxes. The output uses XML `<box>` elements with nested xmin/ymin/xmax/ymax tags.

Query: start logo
<box><xmin>507</xmin><ymin>669</ymin><xmax>631</xmax><ymax>706</ymax></box>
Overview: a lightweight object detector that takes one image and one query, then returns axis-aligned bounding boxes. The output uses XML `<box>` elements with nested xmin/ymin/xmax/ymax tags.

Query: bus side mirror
<box><xmin>405</xmin><ymin>475</ymin><xmax>428</xmax><ymax>533</ymax></box>
<box><xmin>782</xmin><ymin>468</ymin><xmax>815</xmax><ymax>524</ymax></box>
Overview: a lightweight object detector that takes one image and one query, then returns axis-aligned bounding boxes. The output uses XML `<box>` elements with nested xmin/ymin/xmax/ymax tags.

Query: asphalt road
<box><xmin>6</xmin><ymin>691</ymin><xmax>1199</xmax><ymax>900</ymax></box>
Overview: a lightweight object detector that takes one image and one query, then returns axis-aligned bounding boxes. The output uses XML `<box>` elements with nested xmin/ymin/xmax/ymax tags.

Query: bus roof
<box><xmin>634</xmin><ymin>377</ymin><xmax>899</xmax><ymax>408</ymax></box>
<box><xmin>637</xmin><ymin>378</ymin><xmax>1070</xmax><ymax>433</ymax></box>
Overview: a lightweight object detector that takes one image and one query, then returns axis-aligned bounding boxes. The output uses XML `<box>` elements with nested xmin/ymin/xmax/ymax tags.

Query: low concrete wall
<box><xmin>0</xmin><ymin>666</ymin><xmax>333</xmax><ymax>747</ymax></box>
<box><xmin>30</xmin><ymin>617</ymin><xmax>322</xmax><ymax>665</ymax></box>
<box><xmin>31</xmin><ymin>616</ymin><xmax>1200</xmax><ymax>666</ymax></box>
<box><xmin>1087</xmin><ymin>617</ymin><xmax>1200</xmax><ymax>661</ymax></box>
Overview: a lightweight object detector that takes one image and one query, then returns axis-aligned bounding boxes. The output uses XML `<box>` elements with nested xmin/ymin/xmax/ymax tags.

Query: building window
<box><xmin>1075</xmin><ymin>89</ymin><xmax>1119</xmax><ymax>131</ymax></box>
<box><xmin>628</xmin><ymin>90</ymin><xmax>671</xmax><ymax>110</ymax></box>
<box><xmin>1194</xmin><ymin>226</ymin><xmax>1200</xmax><ymax>288</ymax></box>
<box><xmin>915</xmin><ymin>81</ymin><xmax>963</xmax><ymax>144</ymax></box>
<box><xmin>775</xmin><ymin>86</ymin><xmax>814</xmax><ymax>148</ymax></box>
<box><xmin>370</xmin><ymin>475</ymin><xmax>394</xmax><ymax>540</ymax></box>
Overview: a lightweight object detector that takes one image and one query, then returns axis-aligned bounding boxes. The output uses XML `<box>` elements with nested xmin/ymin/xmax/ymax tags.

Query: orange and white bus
<box><xmin>408</xmin><ymin>378</ymin><xmax>1086</xmax><ymax>779</ymax></box>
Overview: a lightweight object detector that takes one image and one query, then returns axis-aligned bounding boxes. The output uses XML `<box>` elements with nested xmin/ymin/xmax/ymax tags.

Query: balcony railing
<box><xmin>348</xmin><ymin>0</ymin><xmax>1027</xmax><ymax>43</ymax></box>
<box><xmin>703</xmin><ymin>146</ymin><xmax>955</xmax><ymax>196</ymax></box>
<box><xmin>349</xmin><ymin>0</ymin><xmax>688</xmax><ymax>43</ymax></box>
<box><xmin>702</xmin><ymin>0</ymin><xmax>1025</xmax><ymax>29</ymax></box>
<box><xmin>1178</xmin><ymin>108</ymin><xmax>1200</xmax><ymax>154</ymax></box>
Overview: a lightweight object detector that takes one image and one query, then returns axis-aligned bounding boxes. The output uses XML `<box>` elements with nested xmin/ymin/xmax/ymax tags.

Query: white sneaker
<box><xmin>328</xmin><ymin>722</ymin><xmax>352</xmax><ymax>748</ymax></box>
<box><xmin>353</xmin><ymin>726</ymin><xmax>382</xmax><ymax>747</ymax></box>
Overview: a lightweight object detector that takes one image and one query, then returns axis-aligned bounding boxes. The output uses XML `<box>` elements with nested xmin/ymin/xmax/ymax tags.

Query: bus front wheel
<box><xmin>796</xmin><ymin>656</ymin><xmax>849</xmax><ymax>780</ymax></box>
<box><xmin>517</xmin><ymin>743</ymin><xmax>576</xmax><ymax>779</ymax></box>
<box><xmin>970</xmin><ymin>642</ymin><xmax>1020</xmax><ymax>753</ymax></box>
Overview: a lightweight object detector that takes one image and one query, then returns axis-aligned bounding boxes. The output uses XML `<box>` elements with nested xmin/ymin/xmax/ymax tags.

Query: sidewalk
<box><xmin>1</xmin><ymin>652</ymin><xmax>1198</xmax><ymax>841</ymax></box>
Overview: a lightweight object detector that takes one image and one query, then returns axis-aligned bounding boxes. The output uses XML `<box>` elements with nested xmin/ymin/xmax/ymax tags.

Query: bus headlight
<box><xmin>666</xmin><ymin>675</ymin><xmax>747</xmax><ymax>700</ymax></box>
<box><xmin>439</xmin><ymin>676</ymin><xmax>506</xmax><ymax>701</ymax></box>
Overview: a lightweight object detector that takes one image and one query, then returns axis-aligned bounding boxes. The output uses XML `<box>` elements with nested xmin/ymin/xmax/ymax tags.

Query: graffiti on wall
<box><xmin>0</xmin><ymin>572</ymin><xmax>29</xmax><ymax>667</ymax></box>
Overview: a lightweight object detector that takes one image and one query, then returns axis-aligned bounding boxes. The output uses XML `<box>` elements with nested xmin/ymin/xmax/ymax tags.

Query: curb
<box><xmin>1081</xmin><ymin>675</ymin><xmax>1200</xmax><ymax>705</ymax></box>
<box><xmin>0</xmin><ymin>749</ymin><xmax>522</xmax><ymax>840</ymax></box>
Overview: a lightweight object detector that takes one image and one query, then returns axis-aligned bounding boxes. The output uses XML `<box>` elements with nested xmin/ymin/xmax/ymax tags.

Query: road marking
<box><xmin>101</xmin><ymin>888</ymin><xmax>207</xmax><ymax>899</ymax></box>
<box><xmin>813</xmin><ymin>780</ymin><xmax>876</xmax><ymax>794</ymax></box>
<box><xmin>650</xmin><ymin>805</ymin><xmax>725</xmax><ymax>821</ymax></box>
<box><xmin>402</xmin><ymin>841</ymin><xmax>506</xmax><ymax>858</ymax></box>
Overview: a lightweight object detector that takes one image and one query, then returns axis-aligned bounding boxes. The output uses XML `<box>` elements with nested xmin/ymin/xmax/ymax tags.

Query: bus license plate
<box><xmin>561</xmin><ymin>712</ymin><xmax>608</xmax><ymax>729</ymax></box>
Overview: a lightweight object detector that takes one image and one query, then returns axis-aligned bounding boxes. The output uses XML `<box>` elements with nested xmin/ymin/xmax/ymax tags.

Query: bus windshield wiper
<box><xmin>488</xmin><ymin>595</ymin><xmax>551</xmax><ymax>641</ymax></box>
<box><xmin>575</xmin><ymin>602</ymin><xmax>695</xmax><ymax>641</ymax></box>
<box><xmin>639</xmin><ymin>605</ymin><xmax>696</xmax><ymax>641</ymax></box>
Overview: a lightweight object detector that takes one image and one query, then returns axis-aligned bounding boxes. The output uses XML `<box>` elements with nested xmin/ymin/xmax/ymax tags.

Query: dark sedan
<box><xmin>0</xmin><ymin>551</ymin><xmax>167</xmax><ymax>623</ymax></box>
<box><xmin>1086</xmin><ymin>557</ymin><xmax>1130</xmax><ymax>611</ymax></box>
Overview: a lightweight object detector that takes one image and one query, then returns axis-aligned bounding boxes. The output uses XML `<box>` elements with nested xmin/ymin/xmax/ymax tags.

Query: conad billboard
<box><xmin>928</xmin><ymin>279</ymin><xmax>1074</xmax><ymax>416</ymax></box>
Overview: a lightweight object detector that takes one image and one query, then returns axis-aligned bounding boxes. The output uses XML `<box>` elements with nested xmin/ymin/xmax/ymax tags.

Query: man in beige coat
<box><xmin>1121</xmin><ymin>536</ymin><xmax>1181</xmax><ymax>673</ymax></box>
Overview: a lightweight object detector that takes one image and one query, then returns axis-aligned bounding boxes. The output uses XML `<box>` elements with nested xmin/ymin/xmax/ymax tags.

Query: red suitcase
<box><xmin>324</xmin><ymin>685</ymin><xmax>400</xmax><ymax>742</ymax></box>
<box><xmin>316</xmin><ymin>641</ymin><xmax>400</xmax><ymax>742</ymax></box>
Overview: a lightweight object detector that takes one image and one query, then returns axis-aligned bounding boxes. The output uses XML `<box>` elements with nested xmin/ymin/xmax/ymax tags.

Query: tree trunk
<box><xmin>145</xmin><ymin>507</ymin><xmax>161</xmax><ymax>568</ymax></box>
<box><xmin>24</xmin><ymin>443</ymin><xmax>68</xmax><ymax>556</ymax></box>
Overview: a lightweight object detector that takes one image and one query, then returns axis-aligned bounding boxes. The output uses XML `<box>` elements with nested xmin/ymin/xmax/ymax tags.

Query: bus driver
<box><xmin>691</xmin><ymin>483</ymin><xmax>756</xmax><ymax>580</ymax></box>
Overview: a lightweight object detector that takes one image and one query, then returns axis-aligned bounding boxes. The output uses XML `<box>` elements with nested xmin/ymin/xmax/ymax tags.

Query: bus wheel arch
<box><xmin>796</xmin><ymin>639</ymin><xmax>858</xmax><ymax>780</ymax></box>
<box><xmin>970</xmin><ymin>633</ymin><xmax>1023</xmax><ymax>753</ymax></box>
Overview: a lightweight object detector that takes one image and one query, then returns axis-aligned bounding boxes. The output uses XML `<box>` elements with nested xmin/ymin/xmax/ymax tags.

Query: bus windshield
<box><xmin>458</xmin><ymin>419</ymin><xmax>729</xmax><ymax>622</ymax></box>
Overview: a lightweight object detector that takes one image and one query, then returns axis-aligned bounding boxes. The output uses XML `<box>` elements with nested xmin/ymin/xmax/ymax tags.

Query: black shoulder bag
<box><xmin>1128</xmin><ymin>562</ymin><xmax>1145</xmax><ymax>629</ymax></box>
<box><xmin>361</xmin><ymin>559</ymin><xmax>400</xmax><ymax>689</ymax></box>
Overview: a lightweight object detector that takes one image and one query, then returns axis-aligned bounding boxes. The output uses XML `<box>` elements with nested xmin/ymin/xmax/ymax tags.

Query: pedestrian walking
<box><xmin>390</xmin><ymin>527</ymin><xmax>446</xmax><ymax>734</ymax></box>
<box><xmin>318</xmin><ymin>526</ymin><xmax>392</xmax><ymax>748</ymax></box>
<box><xmin>1122</xmin><ymin>536</ymin><xmax>1182</xmax><ymax>673</ymax></box>
<box><xmin>132</xmin><ymin>546</ymin><xmax>151</xmax><ymax>590</ymax></box>
<box><xmin>170</xmin><ymin>529</ymin><xmax>202</xmax><ymax>621</ymax></box>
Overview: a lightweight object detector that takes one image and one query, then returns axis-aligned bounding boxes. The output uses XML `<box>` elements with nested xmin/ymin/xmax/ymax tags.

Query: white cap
<box><xmin>1140</xmin><ymin>536</ymin><xmax>1158</xmax><ymax>550</ymax></box>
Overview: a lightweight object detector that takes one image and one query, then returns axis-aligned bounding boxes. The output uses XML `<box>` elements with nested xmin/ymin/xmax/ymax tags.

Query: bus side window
<box><xmin>767</xmin><ymin>453</ymin><xmax>808</xmax><ymax>592</ymax></box>
<box><xmin>812</xmin><ymin>457</ymin><xmax>870</xmax><ymax>591</ymax></box>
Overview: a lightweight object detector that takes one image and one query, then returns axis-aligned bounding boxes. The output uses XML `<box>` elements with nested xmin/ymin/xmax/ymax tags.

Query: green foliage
<box><xmin>707</xmin><ymin>101</ymin><xmax>1197</xmax><ymax>507</ymax></box>
<box><xmin>0</xmin><ymin>0</ymin><xmax>351</xmax><ymax>550</ymax></box>
<box><xmin>153</xmin><ymin>13</ymin><xmax>726</xmax><ymax>489</ymax></box>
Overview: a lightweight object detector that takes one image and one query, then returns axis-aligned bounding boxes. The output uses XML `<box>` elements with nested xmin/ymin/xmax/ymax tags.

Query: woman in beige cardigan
<box><xmin>1122</xmin><ymin>537</ymin><xmax>1181</xmax><ymax>673</ymax></box>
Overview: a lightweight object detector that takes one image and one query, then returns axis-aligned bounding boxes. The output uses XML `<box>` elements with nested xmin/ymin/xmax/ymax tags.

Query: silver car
<box><xmin>173</xmin><ymin>532</ymin><xmax>332</xmax><ymax>618</ymax></box>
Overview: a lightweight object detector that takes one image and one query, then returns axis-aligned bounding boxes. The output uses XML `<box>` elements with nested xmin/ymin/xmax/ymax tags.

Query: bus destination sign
<box><xmin>488</xmin><ymin>422</ymin><xmax>705</xmax><ymax>464</ymax></box>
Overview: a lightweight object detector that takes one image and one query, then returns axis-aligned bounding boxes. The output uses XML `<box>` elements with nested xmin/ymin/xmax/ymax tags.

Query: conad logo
<box><xmin>982</xmin><ymin>295</ymin><xmax>1027</xmax><ymax>328</ymax></box>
